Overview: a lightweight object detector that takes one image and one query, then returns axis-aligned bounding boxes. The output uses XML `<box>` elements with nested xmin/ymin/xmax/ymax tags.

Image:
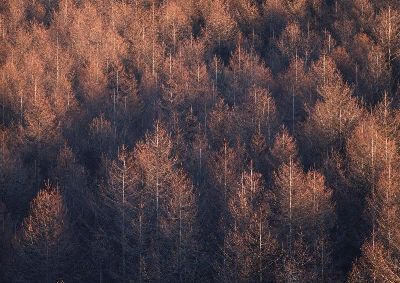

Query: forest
<box><xmin>0</xmin><ymin>0</ymin><xmax>399</xmax><ymax>282</ymax></box>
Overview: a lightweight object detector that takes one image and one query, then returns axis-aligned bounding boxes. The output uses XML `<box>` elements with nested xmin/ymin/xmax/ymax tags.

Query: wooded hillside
<box><xmin>0</xmin><ymin>0</ymin><xmax>400</xmax><ymax>282</ymax></box>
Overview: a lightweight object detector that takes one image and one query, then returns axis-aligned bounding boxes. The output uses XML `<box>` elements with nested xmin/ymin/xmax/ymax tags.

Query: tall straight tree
<box><xmin>221</xmin><ymin>164</ymin><xmax>277</xmax><ymax>282</ymax></box>
<box><xmin>101</xmin><ymin>145</ymin><xmax>137</xmax><ymax>282</ymax></box>
<box><xmin>348</xmin><ymin>115</ymin><xmax>400</xmax><ymax>282</ymax></box>
<box><xmin>134</xmin><ymin>121</ymin><xmax>197</xmax><ymax>282</ymax></box>
<box><xmin>13</xmin><ymin>183</ymin><xmax>74</xmax><ymax>283</ymax></box>
<box><xmin>303</xmin><ymin>71</ymin><xmax>362</xmax><ymax>165</ymax></box>
<box><xmin>349</xmin><ymin>163</ymin><xmax>400</xmax><ymax>282</ymax></box>
<box><xmin>272</xmin><ymin>148</ymin><xmax>335</xmax><ymax>281</ymax></box>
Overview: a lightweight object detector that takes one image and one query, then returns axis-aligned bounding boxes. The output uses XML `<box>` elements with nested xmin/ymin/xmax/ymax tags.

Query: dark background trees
<box><xmin>0</xmin><ymin>0</ymin><xmax>399</xmax><ymax>282</ymax></box>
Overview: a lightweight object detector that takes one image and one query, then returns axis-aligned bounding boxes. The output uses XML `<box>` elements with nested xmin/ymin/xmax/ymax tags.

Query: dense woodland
<box><xmin>0</xmin><ymin>0</ymin><xmax>400</xmax><ymax>282</ymax></box>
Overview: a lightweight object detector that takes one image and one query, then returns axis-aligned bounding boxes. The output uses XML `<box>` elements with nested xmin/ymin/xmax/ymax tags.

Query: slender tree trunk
<box><xmin>259</xmin><ymin>209</ymin><xmax>262</xmax><ymax>283</ymax></box>
<box><xmin>289</xmin><ymin>157</ymin><xmax>293</xmax><ymax>253</ymax></box>
<box><xmin>122</xmin><ymin>157</ymin><xmax>126</xmax><ymax>282</ymax></box>
<box><xmin>20</xmin><ymin>91</ymin><xmax>23</xmax><ymax>126</ymax></box>
<box><xmin>371</xmin><ymin>131</ymin><xmax>376</xmax><ymax>283</ymax></box>
<box><xmin>179</xmin><ymin>182</ymin><xmax>182</xmax><ymax>281</ymax></box>
<box><xmin>56</xmin><ymin>32</ymin><xmax>59</xmax><ymax>86</ymax></box>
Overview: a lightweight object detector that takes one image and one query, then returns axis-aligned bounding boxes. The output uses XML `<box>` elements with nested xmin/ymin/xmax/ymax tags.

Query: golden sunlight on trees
<box><xmin>1</xmin><ymin>0</ymin><xmax>399</xmax><ymax>281</ymax></box>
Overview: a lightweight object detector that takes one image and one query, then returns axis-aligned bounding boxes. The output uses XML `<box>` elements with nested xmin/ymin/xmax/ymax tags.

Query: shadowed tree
<box><xmin>99</xmin><ymin>145</ymin><xmax>137</xmax><ymax>282</ymax></box>
<box><xmin>13</xmin><ymin>183</ymin><xmax>75</xmax><ymax>283</ymax></box>
<box><xmin>272</xmin><ymin>142</ymin><xmax>335</xmax><ymax>281</ymax></box>
<box><xmin>134</xmin><ymin>121</ymin><xmax>198</xmax><ymax>282</ymax></box>
<box><xmin>348</xmin><ymin>116</ymin><xmax>400</xmax><ymax>283</ymax></box>
<box><xmin>221</xmin><ymin>165</ymin><xmax>278</xmax><ymax>282</ymax></box>
<box><xmin>303</xmin><ymin>72</ymin><xmax>362</xmax><ymax>165</ymax></box>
